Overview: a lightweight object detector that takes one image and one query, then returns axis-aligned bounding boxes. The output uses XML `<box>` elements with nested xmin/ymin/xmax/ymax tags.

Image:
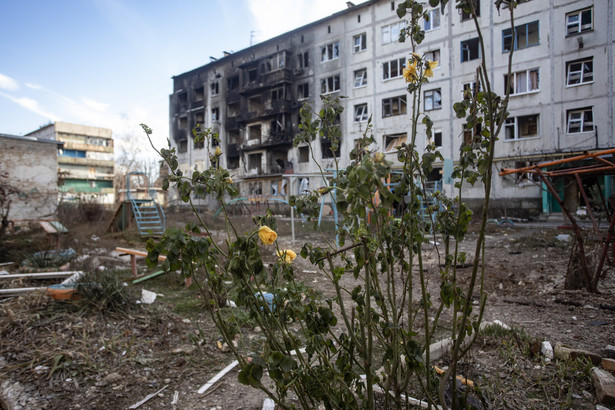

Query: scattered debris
<box><xmin>433</xmin><ymin>365</ymin><xmax>475</xmax><ymax>387</ymax></box>
<box><xmin>541</xmin><ymin>341</ymin><xmax>554</xmax><ymax>361</ymax></box>
<box><xmin>606</xmin><ymin>345</ymin><xmax>615</xmax><ymax>359</ymax></box>
<box><xmin>591</xmin><ymin>367</ymin><xmax>615</xmax><ymax>405</ymax></box>
<box><xmin>197</xmin><ymin>360</ymin><xmax>239</xmax><ymax>395</ymax></box>
<box><xmin>140</xmin><ymin>289</ymin><xmax>157</xmax><ymax>304</ymax></box>
<box><xmin>555</xmin><ymin>234</ymin><xmax>571</xmax><ymax>242</ymax></box>
<box><xmin>554</xmin><ymin>342</ymin><xmax>602</xmax><ymax>365</ymax></box>
<box><xmin>602</xmin><ymin>358</ymin><xmax>615</xmax><ymax>372</ymax></box>
<box><xmin>128</xmin><ymin>385</ymin><xmax>168</xmax><ymax>409</ymax></box>
<box><xmin>262</xmin><ymin>398</ymin><xmax>276</xmax><ymax>410</ymax></box>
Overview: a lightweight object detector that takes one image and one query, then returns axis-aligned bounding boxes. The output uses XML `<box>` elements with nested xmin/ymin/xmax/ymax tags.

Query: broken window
<box><xmin>382</xmin><ymin>57</ymin><xmax>406</xmax><ymax>80</ymax></box>
<box><xmin>382</xmin><ymin>95</ymin><xmax>407</xmax><ymax>117</ymax></box>
<box><xmin>354</xmin><ymin>68</ymin><xmax>367</xmax><ymax>88</ymax></box>
<box><xmin>353</xmin><ymin>33</ymin><xmax>367</xmax><ymax>53</ymax></box>
<box><xmin>384</xmin><ymin>133</ymin><xmax>406</xmax><ymax>152</ymax></box>
<box><xmin>210</xmin><ymin>81</ymin><xmax>219</xmax><ymax>96</ymax></box>
<box><xmin>424</xmin><ymin>49</ymin><xmax>440</xmax><ymax>66</ymax></box>
<box><xmin>194</xmin><ymin>86</ymin><xmax>204</xmax><ymax>102</ymax></box>
<box><xmin>249</xmin><ymin>124</ymin><xmax>262</xmax><ymax>141</ymax></box>
<box><xmin>227</xmin><ymin>76</ymin><xmax>239</xmax><ymax>90</ymax></box>
<box><xmin>178</xmin><ymin>140</ymin><xmax>188</xmax><ymax>153</ymax></box>
<box><xmin>248</xmin><ymin>153</ymin><xmax>262</xmax><ymax>173</ymax></box>
<box><xmin>461</xmin><ymin>38</ymin><xmax>480</xmax><ymax>62</ymax></box>
<box><xmin>321</xmin><ymin>75</ymin><xmax>341</xmax><ymax>94</ymax></box>
<box><xmin>354</xmin><ymin>103</ymin><xmax>368</xmax><ymax>122</ymax></box>
<box><xmin>504</xmin><ymin>68</ymin><xmax>540</xmax><ymax>95</ymax></box>
<box><xmin>427</xmin><ymin>130</ymin><xmax>442</xmax><ymax>148</ymax></box>
<box><xmin>567</xmin><ymin>107</ymin><xmax>593</xmax><ymax>134</ymax></box>
<box><xmin>566</xmin><ymin>58</ymin><xmax>593</xmax><ymax>86</ymax></box>
<box><xmin>178</xmin><ymin>92</ymin><xmax>187</xmax><ymax>104</ymax></box>
<box><xmin>566</xmin><ymin>7</ymin><xmax>593</xmax><ymax>35</ymax></box>
<box><xmin>271</xmin><ymin>86</ymin><xmax>286</xmax><ymax>101</ymax></box>
<box><xmin>227</xmin><ymin>103</ymin><xmax>239</xmax><ymax>118</ymax></box>
<box><xmin>248</xmin><ymin>69</ymin><xmax>258</xmax><ymax>82</ymax></box>
<box><xmin>463</xmin><ymin>81</ymin><xmax>481</xmax><ymax>99</ymax></box>
<box><xmin>424</xmin><ymin>89</ymin><xmax>442</xmax><ymax>111</ymax></box>
<box><xmin>504</xmin><ymin>115</ymin><xmax>539</xmax><ymax>140</ymax></box>
<box><xmin>194</xmin><ymin>110</ymin><xmax>204</xmax><ymax>125</ymax></box>
<box><xmin>298</xmin><ymin>83</ymin><xmax>310</xmax><ymax>100</ymax></box>
<box><xmin>297</xmin><ymin>51</ymin><xmax>309</xmax><ymax>69</ymax></box>
<box><xmin>320</xmin><ymin>41</ymin><xmax>340</xmax><ymax>62</ymax></box>
<box><xmin>503</xmin><ymin>21</ymin><xmax>539</xmax><ymax>52</ymax></box>
<box><xmin>211</xmin><ymin>107</ymin><xmax>219</xmax><ymax>122</ymax></box>
<box><xmin>298</xmin><ymin>146</ymin><xmax>309</xmax><ymax>163</ymax></box>
<box><xmin>261</xmin><ymin>51</ymin><xmax>286</xmax><ymax>73</ymax></box>
<box><xmin>179</xmin><ymin>116</ymin><xmax>188</xmax><ymax>129</ymax></box>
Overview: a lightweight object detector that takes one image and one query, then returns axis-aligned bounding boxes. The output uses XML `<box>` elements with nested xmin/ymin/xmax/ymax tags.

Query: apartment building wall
<box><xmin>27</xmin><ymin>122</ymin><xmax>115</xmax><ymax>204</ymax></box>
<box><xmin>169</xmin><ymin>0</ymin><xmax>613</xmax><ymax>216</ymax></box>
<box><xmin>0</xmin><ymin>133</ymin><xmax>62</xmax><ymax>220</ymax></box>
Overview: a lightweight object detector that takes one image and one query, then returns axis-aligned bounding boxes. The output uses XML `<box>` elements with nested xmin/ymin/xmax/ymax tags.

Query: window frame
<box><xmin>427</xmin><ymin>129</ymin><xmax>442</xmax><ymax>149</ymax></box>
<box><xmin>320</xmin><ymin>41</ymin><xmax>340</xmax><ymax>63</ymax></box>
<box><xmin>503</xmin><ymin>114</ymin><xmax>540</xmax><ymax>141</ymax></box>
<box><xmin>461</xmin><ymin>38</ymin><xmax>480</xmax><ymax>62</ymax></box>
<box><xmin>424</xmin><ymin>89</ymin><xmax>442</xmax><ymax>111</ymax></box>
<box><xmin>424</xmin><ymin>8</ymin><xmax>441</xmax><ymax>31</ymax></box>
<box><xmin>354</xmin><ymin>103</ymin><xmax>369</xmax><ymax>122</ymax></box>
<box><xmin>382</xmin><ymin>95</ymin><xmax>407</xmax><ymax>117</ymax></box>
<box><xmin>502</xmin><ymin>21</ymin><xmax>539</xmax><ymax>52</ymax></box>
<box><xmin>566</xmin><ymin>107</ymin><xmax>594</xmax><ymax>134</ymax></box>
<box><xmin>566</xmin><ymin>58</ymin><xmax>593</xmax><ymax>86</ymax></box>
<box><xmin>424</xmin><ymin>49</ymin><xmax>441</xmax><ymax>67</ymax></box>
<box><xmin>504</xmin><ymin>68</ymin><xmax>540</xmax><ymax>95</ymax></box>
<box><xmin>321</xmin><ymin>75</ymin><xmax>341</xmax><ymax>94</ymax></box>
<box><xmin>353</xmin><ymin>33</ymin><xmax>367</xmax><ymax>53</ymax></box>
<box><xmin>297</xmin><ymin>83</ymin><xmax>310</xmax><ymax>100</ymax></box>
<box><xmin>384</xmin><ymin>133</ymin><xmax>407</xmax><ymax>152</ymax></box>
<box><xmin>210</xmin><ymin>81</ymin><xmax>219</xmax><ymax>96</ymax></box>
<box><xmin>566</xmin><ymin>7</ymin><xmax>593</xmax><ymax>36</ymax></box>
<box><xmin>354</xmin><ymin>68</ymin><xmax>368</xmax><ymax>88</ymax></box>
<box><xmin>381</xmin><ymin>21</ymin><xmax>404</xmax><ymax>45</ymax></box>
<box><xmin>382</xmin><ymin>57</ymin><xmax>406</xmax><ymax>81</ymax></box>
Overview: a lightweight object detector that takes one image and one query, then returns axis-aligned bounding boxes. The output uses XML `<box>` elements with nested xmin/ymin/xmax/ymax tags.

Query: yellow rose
<box><xmin>258</xmin><ymin>226</ymin><xmax>277</xmax><ymax>245</ymax></box>
<box><xmin>424</xmin><ymin>60</ymin><xmax>438</xmax><ymax>78</ymax></box>
<box><xmin>214</xmin><ymin>146</ymin><xmax>222</xmax><ymax>156</ymax></box>
<box><xmin>403</xmin><ymin>61</ymin><xmax>418</xmax><ymax>83</ymax></box>
<box><xmin>226</xmin><ymin>177</ymin><xmax>233</xmax><ymax>184</ymax></box>
<box><xmin>373</xmin><ymin>152</ymin><xmax>385</xmax><ymax>163</ymax></box>
<box><xmin>276</xmin><ymin>249</ymin><xmax>297</xmax><ymax>263</ymax></box>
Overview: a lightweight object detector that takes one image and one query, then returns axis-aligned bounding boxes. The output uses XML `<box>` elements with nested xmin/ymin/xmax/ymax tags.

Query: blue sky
<box><xmin>0</xmin><ymin>0</ymin><xmax>352</xmax><ymax>156</ymax></box>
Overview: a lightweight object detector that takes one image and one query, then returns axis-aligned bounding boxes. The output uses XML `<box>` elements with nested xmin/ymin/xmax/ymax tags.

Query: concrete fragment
<box><xmin>554</xmin><ymin>342</ymin><xmax>602</xmax><ymax>365</ymax></box>
<box><xmin>606</xmin><ymin>345</ymin><xmax>615</xmax><ymax>359</ymax></box>
<box><xmin>591</xmin><ymin>367</ymin><xmax>615</xmax><ymax>405</ymax></box>
<box><xmin>540</xmin><ymin>341</ymin><xmax>554</xmax><ymax>361</ymax></box>
<box><xmin>602</xmin><ymin>358</ymin><xmax>615</xmax><ymax>372</ymax></box>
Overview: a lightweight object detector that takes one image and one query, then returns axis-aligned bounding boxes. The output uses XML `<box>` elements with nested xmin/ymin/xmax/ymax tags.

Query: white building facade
<box><xmin>169</xmin><ymin>0</ymin><xmax>613</xmax><ymax>217</ymax></box>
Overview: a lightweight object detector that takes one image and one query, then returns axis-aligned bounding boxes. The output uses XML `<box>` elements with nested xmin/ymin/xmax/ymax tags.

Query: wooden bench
<box><xmin>115</xmin><ymin>247</ymin><xmax>166</xmax><ymax>277</ymax></box>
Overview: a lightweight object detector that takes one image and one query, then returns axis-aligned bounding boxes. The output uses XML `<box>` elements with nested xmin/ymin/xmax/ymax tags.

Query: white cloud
<box><xmin>247</xmin><ymin>0</ymin><xmax>350</xmax><ymax>42</ymax></box>
<box><xmin>25</xmin><ymin>83</ymin><xmax>43</xmax><ymax>90</ymax></box>
<box><xmin>81</xmin><ymin>97</ymin><xmax>110</xmax><ymax>112</ymax></box>
<box><xmin>0</xmin><ymin>73</ymin><xmax>19</xmax><ymax>91</ymax></box>
<box><xmin>0</xmin><ymin>92</ymin><xmax>59</xmax><ymax>121</ymax></box>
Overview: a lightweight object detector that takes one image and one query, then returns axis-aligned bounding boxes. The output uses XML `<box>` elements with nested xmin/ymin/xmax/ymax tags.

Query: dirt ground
<box><xmin>1</xmin><ymin>212</ymin><xmax>614</xmax><ymax>409</ymax></box>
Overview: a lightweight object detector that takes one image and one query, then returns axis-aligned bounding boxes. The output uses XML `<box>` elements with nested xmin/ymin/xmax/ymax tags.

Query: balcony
<box><xmin>226</xmin><ymin>88</ymin><xmax>240</xmax><ymax>103</ymax></box>
<box><xmin>263</xmin><ymin>99</ymin><xmax>292</xmax><ymax>117</ymax></box>
<box><xmin>240</xmin><ymin>130</ymin><xmax>293</xmax><ymax>152</ymax></box>
<box><xmin>225</xmin><ymin>116</ymin><xmax>241</xmax><ymax>131</ymax></box>
<box><xmin>261</xmin><ymin>68</ymin><xmax>293</xmax><ymax>86</ymax></box>
<box><xmin>58</xmin><ymin>156</ymin><xmax>114</xmax><ymax>168</ymax></box>
<box><xmin>190</xmin><ymin>100</ymin><xmax>204</xmax><ymax>110</ymax></box>
<box><xmin>62</xmin><ymin>141</ymin><xmax>114</xmax><ymax>153</ymax></box>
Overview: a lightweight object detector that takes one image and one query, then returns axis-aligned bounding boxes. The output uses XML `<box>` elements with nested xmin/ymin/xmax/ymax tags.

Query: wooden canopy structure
<box><xmin>499</xmin><ymin>148</ymin><xmax>615</xmax><ymax>292</ymax></box>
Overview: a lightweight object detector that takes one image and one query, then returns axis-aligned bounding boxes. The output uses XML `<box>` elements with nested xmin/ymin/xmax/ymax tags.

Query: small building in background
<box><xmin>27</xmin><ymin>122</ymin><xmax>115</xmax><ymax>205</ymax></box>
<box><xmin>0</xmin><ymin>133</ymin><xmax>63</xmax><ymax>221</ymax></box>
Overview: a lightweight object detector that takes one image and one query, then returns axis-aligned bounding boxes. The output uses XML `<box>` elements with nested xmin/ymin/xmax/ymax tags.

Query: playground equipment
<box><xmin>107</xmin><ymin>172</ymin><xmax>165</xmax><ymax>237</ymax></box>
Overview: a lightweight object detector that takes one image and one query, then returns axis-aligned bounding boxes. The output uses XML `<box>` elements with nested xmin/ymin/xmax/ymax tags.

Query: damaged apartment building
<box><xmin>170</xmin><ymin>0</ymin><xmax>613</xmax><ymax>217</ymax></box>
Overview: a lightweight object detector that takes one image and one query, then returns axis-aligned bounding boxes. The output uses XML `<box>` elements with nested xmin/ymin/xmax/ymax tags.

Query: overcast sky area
<box><xmin>0</xmin><ymin>0</ymin><xmax>354</xmax><ymax>157</ymax></box>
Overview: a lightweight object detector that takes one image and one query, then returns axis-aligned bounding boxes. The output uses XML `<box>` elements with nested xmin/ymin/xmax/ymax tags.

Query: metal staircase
<box><xmin>126</xmin><ymin>172</ymin><xmax>165</xmax><ymax>237</ymax></box>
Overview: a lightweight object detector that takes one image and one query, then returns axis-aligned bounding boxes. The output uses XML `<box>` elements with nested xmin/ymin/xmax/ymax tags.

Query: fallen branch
<box><xmin>503</xmin><ymin>297</ymin><xmax>548</xmax><ymax>307</ymax></box>
<box><xmin>197</xmin><ymin>360</ymin><xmax>238</xmax><ymax>394</ymax></box>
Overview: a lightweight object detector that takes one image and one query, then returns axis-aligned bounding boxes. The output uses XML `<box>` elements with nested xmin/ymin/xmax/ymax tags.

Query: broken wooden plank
<box><xmin>198</xmin><ymin>360</ymin><xmax>239</xmax><ymax>394</ymax></box>
<box><xmin>128</xmin><ymin>385</ymin><xmax>168</xmax><ymax>409</ymax></box>
<box><xmin>433</xmin><ymin>365</ymin><xmax>475</xmax><ymax>388</ymax></box>
<box><xmin>0</xmin><ymin>271</ymin><xmax>79</xmax><ymax>281</ymax></box>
